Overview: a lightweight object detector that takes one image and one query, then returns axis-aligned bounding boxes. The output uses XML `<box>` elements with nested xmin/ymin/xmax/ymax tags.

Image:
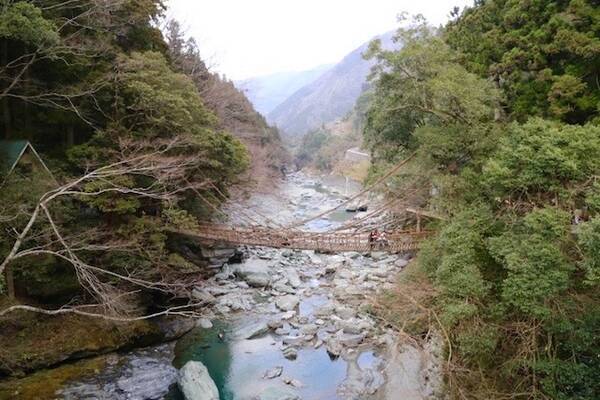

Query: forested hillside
<box><xmin>368</xmin><ymin>4</ymin><xmax>599</xmax><ymax>399</ymax></box>
<box><xmin>0</xmin><ymin>0</ymin><xmax>284</xmax><ymax>375</ymax></box>
<box><xmin>294</xmin><ymin>93</ymin><xmax>370</xmax><ymax>179</ymax></box>
<box><xmin>268</xmin><ymin>31</ymin><xmax>394</xmax><ymax>137</ymax></box>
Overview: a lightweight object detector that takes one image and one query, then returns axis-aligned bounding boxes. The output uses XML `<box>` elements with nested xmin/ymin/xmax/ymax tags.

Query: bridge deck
<box><xmin>173</xmin><ymin>224</ymin><xmax>432</xmax><ymax>253</ymax></box>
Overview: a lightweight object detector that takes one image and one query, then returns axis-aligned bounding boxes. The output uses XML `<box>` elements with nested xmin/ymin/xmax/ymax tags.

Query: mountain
<box><xmin>235</xmin><ymin>64</ymin><xmax>332</xmax><ymax>116</ymax></box>
<box><xmin>267</xmin><ymin>32</ymin><xmax>395</xmax><ymax>137</ymax></box>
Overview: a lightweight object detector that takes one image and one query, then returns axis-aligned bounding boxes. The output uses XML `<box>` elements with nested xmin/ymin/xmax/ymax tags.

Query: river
<box><xmin>4</xmin><ymin>172</ymin><xmax>443</xmax><ymax>400</ymax></box>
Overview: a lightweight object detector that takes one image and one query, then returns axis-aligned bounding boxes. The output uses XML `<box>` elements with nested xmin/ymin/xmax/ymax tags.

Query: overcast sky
<box><xmin>166</xmin><ymin>0</ymin><xmax>474</xmax><ymax>80</ymax></box>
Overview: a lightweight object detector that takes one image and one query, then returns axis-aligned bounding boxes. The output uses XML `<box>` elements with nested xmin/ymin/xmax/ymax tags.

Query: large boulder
<box><xmin>233</xmin><ymin>320</ymin><xmax>270</xmax><ymax>339</ymax></box>
<box><xmin>178</xmin><ymin>361</ymin><xmax>219</xmax><ymax>400</ymax></box>
<box><xmin>275</xmin><ymin>295</ymin><xmax>300</xmax><ymax>311</ymax></box>
<box><xmin>283</xmin><ymin>269</ymin><xmax>302</xmax><ymax>288</ymax></box>
<box><xmin>234</xmin><ymin>258</ymin><xmax>271</xmax><ymax>287</ymax></box>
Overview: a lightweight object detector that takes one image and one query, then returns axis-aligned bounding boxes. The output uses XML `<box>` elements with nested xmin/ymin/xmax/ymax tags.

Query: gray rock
<box><xmin>197</xmin><ymin>318</ymin><xmax>213</xmax><ymax>329</ymax></box>
<box><xmin>282</xmin><ymin>334</ymin><xmax>306</xmax><ymax>346</ymax></box>
<box><xmin>275</xmin><ymin>325</ymin><xmax>291</xmax><ymax>336</ymax></box>
<box><xmin>156</xmin><ymin>317</ymin><xmax>195</xmax><ymax>341</ymax></box>
<box><xmin>300</xmin><ymin>323</ymin><xmax>319</xmax><ymax>336</ymax></box>
<box><xmin>280</xmin><ymin>310</ymin><xmax>296</xmax><ymax>320</ymax></box>
<box><xmin>115</xmin><ymin>362</ymin><xmax>177</xmax><ymax>400</ymax></box>
<box><xmin>337</xmin><ymin>332</ymin><xmax>365</xmax><ymax>347</ymax></box>
<box><xmin>217</xmin><ymin>293</ymin><xmax>252</xmax><ymax>311</ymax></box>
<box><xmin>233</xmin><ymin>321</ymin><xmax>270</xmax><ymax>339</ymax></box>
<box><xmin>282</xmin><ymin>250</ymin><xmax>295</xmax><ymax>258</ymax></box>
<box><xmin>263</xmin><ymin>366</ymin><xmax>284</xmax><ymax>379</ymax></box>
<box><xmin>235</xmin><ymin>258</ymin><xmax>271</xmax><ymax>287</ymax></box>
<box><xmin>282</xmin><ymin>347</ymin><xmax>298</xmax><ymax>360</ymax></box>
<box><xmin>337</xmin><ymin>270</ymin><xmax>355</xmax><ymax>280</ymax></box>
<box><xmin>267</xmin><ymin>318</ymin><xmax>284</xmax><ymax>329</ymax></box>
<box><xmin>335</xmin><ymin>306</ymin><xmax>356</xmax><ymax>320</ymax></box>
<box><xmin>338</xmin><ymin>318</ymin><xmax>371</xmax><ymax>334</ymax></box>
<box><xmin>314</xmin><ymin>302</ymin><xmax>336</xmax><ymax>317</ymax></box>
<box><xmin>192</xmin><ymin>288</ymin><xmax>217</xmax><ymax>304</ymax></box>
<box><xmin>370</xmin><ymin>251</ymin><xmax>387</xmax><ymax>260</ymax></box>
<box><xmin>207</xmin><ymin>286</ymin><xmax>231</xmax><ymax>296</ymax></box>
<box><xmin>326</xmin><ymin>339</ymin><xmax>343</xmax><ymax>357</ymax></box>
<box><xmin>395</xmin><ymin>258</ymin><xmax>409</xmax><ymax>268</ymax></box>
<box><xmin>282</xmin><ymin>376</ymin><xmax>304</xmax><ymax>388</ymax></box>
<box><xmin>272</xmin><ymin>281</ymin><xmax>296</xmax><ymax>294</ymax></box>
<box><xmin>337</xmin><ymin>354</ymin><xmax>384</xmax><ymax>398</ymax></box>
<box><xmin>275</xmin><ymin>295</ymin><xmax>300</xmax><ymax>311</ymax></box>
<box><xmin>284</xmin><ymin>270</ymin><xmax>302</xmax><ymax>288</ymax></box>
<box><xmin>178</xmin><ymin>361</ymin><xmax>219</xmax><ymax>400</ymax></box>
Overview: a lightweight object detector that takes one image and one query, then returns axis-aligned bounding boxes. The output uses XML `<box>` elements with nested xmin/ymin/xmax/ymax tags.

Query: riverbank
<box><xmin>1</xmin><ymin>171</ymin><xmax>443</xmax><ymax>400</ymax></box>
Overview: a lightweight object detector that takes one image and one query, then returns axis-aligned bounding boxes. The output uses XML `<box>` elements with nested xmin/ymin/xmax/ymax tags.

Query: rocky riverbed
<box><xmin>3</xmin><ymin>172</ymin><xmax>444</xmax><ymax>400</ymax></box>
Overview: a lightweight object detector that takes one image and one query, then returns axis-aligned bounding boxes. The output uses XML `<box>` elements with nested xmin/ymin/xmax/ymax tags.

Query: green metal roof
<box><xmin>0</xmin><ymin>140</ymin><xmax>55</xmax><ymax>184</ymax></box>
<box><xmin>0</xmin><ymin>140</ymin><xmax>30</xmax><ymax>173</ymax></box>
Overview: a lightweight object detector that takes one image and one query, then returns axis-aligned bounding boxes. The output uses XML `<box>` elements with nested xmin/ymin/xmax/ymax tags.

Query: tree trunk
<box><xmin>5</xmin><ymin>265</ymin><xmax>15</xmax><ymax>299</ymax></box>
<box><xmin>1</xmin><ymin>40</ymin><xmax>11</xmax><ymax>139</ymax></box>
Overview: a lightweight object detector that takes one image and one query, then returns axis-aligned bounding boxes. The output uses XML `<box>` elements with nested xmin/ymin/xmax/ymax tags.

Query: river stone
<box><xmin>395</xmin><ymin>258</ymin><xmax>409</xmax><ymax>268</ymax></box>
<box><xmin>115</xmin><ymin>362</ymin><xmax>177</xmax><ymax>400</ymax></box>
<box><xmin>299</xmin><ymin>323</ymin><xmax>319</xmax><ymax>335</ymax></box>
<box><xmin>326</xmin><ymin>339</ymin><xmax>343</xmax><ymax>358</ymax></box>
<box><xmin>235</xmin><ymin>258</ymin><xmax>271</xmax><ymax>287</ymax></box>
<box><xmin>282</xmin><ymin>347</ymin><xmax>298</xmax><ymax>360</ymax></box>
<box><xmin>275</xmin><ymin>325</ymin><xmax>291</xmax><ymax>336</ymax></box>
<box><xmin>337</xmin><ymin>356</ymin><xmax>384</xmax><ymax>398</ymax></box>
<box><xmin>268</xmin><ymin>318</ymin><xmax>284</xmax><ymax>329</ymax></box>
<box><xmin>337</xmin><ymin>332</ymin><xmax>365</xmax><ymax>347</ymax></box>
<box><xmin>263</xmin><ymin>366</ymin><xmax>284</xmax><ymax>379</ymax></box>
<box><xmin>192</xmin><ymin>288</ymin><xmax>217</xmax><ymax>304</ymax></box>
<box><xmin>178</xmin><ymin>361</ymin><xmax>219</xmax><ymax>400</ymax></box>
<box><xmin>338</xmin><ymin>318</ymin><xmax>371</xmax><ymax>334</ymax></box>
<box><xmin>335</xmin><ymin>306</ymin><xmax>356</xmax><ymax>320</ymax></box>
<box><xmin>217</xmin><ymin>293</ymin><xmax>252</xmax><ymax>311</ymax></box>
<box><xmin>282</xmin><ymin>334</ymin><xmax>305</xmax><ymax>346</ymax></box>
<box><xmin>272</xmin><ymin>281</ymin><xmax>296</xmax><ymax>294</ymax></box>
<box><xmin>281</xmin><ymin>310</ymin><xmax>296</xmax><ymax>320</ymax></box>
<box><xmin>197</xmin><ymin>318</ymin><xmax>213</xmax><ymax>329</ymax></box>
<box><xmin>284</xmin><ymin>270</ymin><xmax>302</xmax><ymax>288</ymax></box>
<box><xmin>156</xmin><ymin>317</ymin><xmax>196</xmax><ymax>341</ymax></box>
<box><xmin>282</xmin><ymin>249</ymin><xmax>295</xmax><ymax>258</ymax></box>
<box><xmin>233</xmin><ymin>320</ymin><xmax>270</xmax><ymax>339</ymax></box>
<box><xmin>314</xmin><ymin>302</ymin><xmax>336</xmax><ymax>317</ymax></box>
<box><xmin>275</xmin><ymin>295</ymin><xmax>300</xmax><ymax>311</ymax></box>
<box><xmin>282</xmin><ymin>377</ymin><xmax>304</xmax><ymax>388</ymax></box>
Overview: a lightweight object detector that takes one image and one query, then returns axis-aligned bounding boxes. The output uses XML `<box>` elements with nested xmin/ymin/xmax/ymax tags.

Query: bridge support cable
<box><xmin>323</xmin><ymin>185</ymin><xmax>423</xmax><ymax>234</ymax></box>
<box><xmin>283</xmin><ymin>152</ymin><xmax>417</xmax><ymax>230</ymax></box>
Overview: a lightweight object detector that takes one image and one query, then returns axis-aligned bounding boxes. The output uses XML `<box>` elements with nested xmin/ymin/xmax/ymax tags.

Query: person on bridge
<box><xmin>369</xmin><ymin>230</ymin><xmax>379</xmax><ymax>250</ymax></box>
<box><xmin>377</xmin><ymin>231</ymin><xmax>389</xmax><ymax>248</ymax></box>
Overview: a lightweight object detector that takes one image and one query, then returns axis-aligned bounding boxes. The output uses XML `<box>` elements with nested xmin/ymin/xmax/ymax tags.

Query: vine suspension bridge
<box><xmin>174</xmin><ymin>153</ymin><xmax>439</xmax><ymax>253</ymax></box>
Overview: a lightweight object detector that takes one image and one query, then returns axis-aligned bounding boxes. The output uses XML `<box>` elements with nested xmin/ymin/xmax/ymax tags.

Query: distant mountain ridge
<box><xmin>235</xmin><ymin>64</ymin><xmax>332</xmax><ymax>116</ymax></box>
<box><xmin>267</xmin><ymin>31</ymin><xmax>395</xmax><ymax>137</ymax></box>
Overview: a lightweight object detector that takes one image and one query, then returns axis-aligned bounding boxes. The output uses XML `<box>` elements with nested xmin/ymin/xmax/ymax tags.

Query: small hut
<box><xmin>0</xmin><ymin>140</ymin><xmax>56</xmax><ymax>298</ymax></box>
<box><xmin>0</xmin><ymin>140</ymin><xmax>55</xmax><ymax>186</ymax></box>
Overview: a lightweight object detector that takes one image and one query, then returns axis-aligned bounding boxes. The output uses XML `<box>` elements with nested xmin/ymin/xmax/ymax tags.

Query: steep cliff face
<box><xmin>267</xmin><ymin>32</ymin><xmax>394</xmax><ymax>138</ymax></box>
<box><xmin>200</xmin><ymin>76</ymin><xmax>290</xmax><ymax>183</ymax></box>
<box><xmin>165</xmin><ymin>21</ymin><xmax>290</xmax><ymax>185</ymax></box>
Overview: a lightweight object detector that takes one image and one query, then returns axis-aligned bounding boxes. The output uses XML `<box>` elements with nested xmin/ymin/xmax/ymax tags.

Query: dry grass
<box><xmin>372</xmin><ymin>260</ymin><xmax>549</xmax><ymax>400</ymax></box>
